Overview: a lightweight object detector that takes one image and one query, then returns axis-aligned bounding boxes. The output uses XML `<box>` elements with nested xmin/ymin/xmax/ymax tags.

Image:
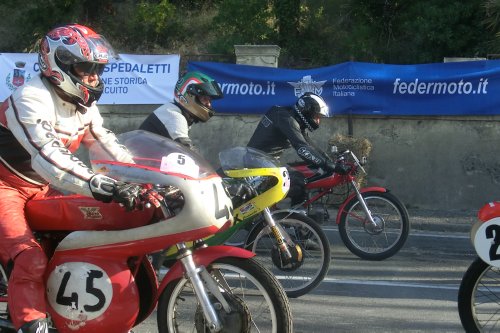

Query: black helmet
<box><xmin>294</xmin><ymin>93</ymin><xmax>329</xmax><ymax>131</ymax></box>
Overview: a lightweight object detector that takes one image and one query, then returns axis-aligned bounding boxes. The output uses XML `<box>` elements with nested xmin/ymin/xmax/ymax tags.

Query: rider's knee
<box><xmin>14</xmin><ymin>246</ymin><xmax>47</xmax><ymax>277</ymax></box>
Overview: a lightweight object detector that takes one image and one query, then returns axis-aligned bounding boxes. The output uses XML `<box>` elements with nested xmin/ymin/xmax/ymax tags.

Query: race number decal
<box><xmin>280</xmin><ymin>167</ymin><xmax>290</xmax><ymax>195</ymax></box>
<box><xmin>46</xmin><ymin>262</ymin><xmax>112</xmax><ymax>321</ymax></box>
<box><xmin>160</xmin><ymin>153</ymin><xmax>199</xmax><ymax>178</ymax></box>
<box><xmin>472</xmin><ymin>217</ymin><xmax>500</xmax><ymax>267</ymax></box>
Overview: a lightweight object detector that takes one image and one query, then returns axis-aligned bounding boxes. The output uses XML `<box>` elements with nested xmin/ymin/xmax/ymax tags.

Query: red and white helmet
<box><xmin>38</xmin><ymin>24</ymin><xmax>117</xmax><ymax>107</ymax></box>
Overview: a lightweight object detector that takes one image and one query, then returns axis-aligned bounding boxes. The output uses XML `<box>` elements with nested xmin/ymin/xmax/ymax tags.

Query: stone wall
<box><xmin>98</xmin><ymin>104</ymin><xmax>500</xmax><ymax>211</ymax></box>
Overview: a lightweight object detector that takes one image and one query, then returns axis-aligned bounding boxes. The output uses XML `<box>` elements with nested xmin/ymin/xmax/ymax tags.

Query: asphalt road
<box><xmin>133</xmin><ymin>224</ymin><xmax>476</xmax><ymax>333</ymax></box>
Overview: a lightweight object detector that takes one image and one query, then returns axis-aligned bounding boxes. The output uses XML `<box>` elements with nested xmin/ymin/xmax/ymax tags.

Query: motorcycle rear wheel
<box><xmin>157</xmin><ymin>257</ymin><xmax>293</xmax><ymax>333</ymax></box>
<box><xmin>338</xmin><ymin>191</ymin><xmax>410</xmax><ymax>260</ymax></box>
<box><xmin>245</xmin><ymin>212</ymin><xmax>331</xmax><ymax>298</ymax></box>
<box><xmin>458</xmin><ymin>257</ymin><xmax>500</xmax><ymax>333</ymax></box>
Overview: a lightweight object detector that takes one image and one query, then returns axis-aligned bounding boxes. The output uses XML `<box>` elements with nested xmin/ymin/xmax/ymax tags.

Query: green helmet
<box><xmin>174</xmin><ymin>71</ymin><xmax>223</xmax><ymax>122</ymax></box>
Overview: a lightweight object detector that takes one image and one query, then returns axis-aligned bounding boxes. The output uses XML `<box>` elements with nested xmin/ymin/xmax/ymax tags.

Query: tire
<box><xmin>458</xmin><ymin>257</ymin><xmax>500</xmax><ymax>333</ymax></box>
<box><xmin>157</xmin><ymin>257</ymin><xmax>293</xmax><ymax>333</ymax></box>
<box><xmin>245</xmin><ymin>212</ymin><xmax>331</xmax><ymax>298</ymax></box>
<box><xmin>338</xmin><ymin>191</ymin><xmax>410</xmax><ymax>260</ymax></box>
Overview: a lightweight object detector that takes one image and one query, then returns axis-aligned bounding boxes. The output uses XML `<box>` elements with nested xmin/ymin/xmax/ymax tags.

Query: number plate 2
<box><xmin>472</xmin><ymin>217</ymin><xmax>500</xmax><ymax>267</ymax></box>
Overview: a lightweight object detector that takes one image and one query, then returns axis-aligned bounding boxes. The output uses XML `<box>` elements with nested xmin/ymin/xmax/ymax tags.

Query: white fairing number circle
<box><xmin>280</xmin><ymin>167</ymin><xmax>290</xmax><ymax>195</ymax></box>
<box><xmin>46</xmin><ymin>262</ymin><xmax>113</xmax><ymax>321</ymax></box>
<box><xmin>160</xmin><ymin>153</ymin><xmax>200</xmax><ymax>178</ymax></box>
<box><xmin>472</xmin><ymin>217</ymin><xmax>500</xmax><ymax>267</ymax></box>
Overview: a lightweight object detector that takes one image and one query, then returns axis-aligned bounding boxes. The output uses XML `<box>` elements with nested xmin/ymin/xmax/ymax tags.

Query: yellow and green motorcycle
<box><xmin>159</xmin><ymin>146</ymin><xmax>331</xmax><ymax>298</ymax></box>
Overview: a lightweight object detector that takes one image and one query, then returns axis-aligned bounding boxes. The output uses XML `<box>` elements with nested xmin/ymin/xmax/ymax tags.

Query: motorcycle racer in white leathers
<box><xmin>0</xmin><ymin>24</ymin><xmax>142</xmax><ymax>333</ymax></box>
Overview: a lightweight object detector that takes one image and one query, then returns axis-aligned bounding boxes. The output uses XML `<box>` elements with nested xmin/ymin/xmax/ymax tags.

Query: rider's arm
<box><xmin>81</xmin><ymin>106</ymin><xmax>135</xmax><ymax>163</ymax></box>
<box><xmin>275</xmin><ymin>113</ymin><xmax>330</xmax><ymax>168</ymax></box>
<box><xmin>5</xmin><ymin>87</ymin><xmax>96</xmax><ymax>197</ymax></box>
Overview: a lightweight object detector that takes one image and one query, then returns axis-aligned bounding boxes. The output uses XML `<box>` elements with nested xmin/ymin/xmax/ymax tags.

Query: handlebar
<box><xmin>292</xmin><ymin>149</ymin><xmax>365</xmax><ymax>184</ymax></box>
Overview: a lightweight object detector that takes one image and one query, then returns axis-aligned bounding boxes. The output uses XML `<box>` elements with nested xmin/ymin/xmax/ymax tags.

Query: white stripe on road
<box><xmin>275</xmin><ymin>275</ymin><xmax>459</xmax><ymax>290</ymax></box>
<box><xmin>321</xmin><ymin>277</ymin><xmax>459</xmax><ymax>290</ymax></box>
<box><xmin>321</xmin><ymin>226</ymin><xmax>469</xmax><ymax>239</ymax></box>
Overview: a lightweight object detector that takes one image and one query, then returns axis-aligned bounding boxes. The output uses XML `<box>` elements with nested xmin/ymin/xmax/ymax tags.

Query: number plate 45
<box><xmin>472</xmin><ymin>218</ymin><xmax>500</xmax><ymax>267</ymax></box>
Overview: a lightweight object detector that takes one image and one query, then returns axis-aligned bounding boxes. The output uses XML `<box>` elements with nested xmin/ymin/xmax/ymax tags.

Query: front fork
<box><xmin>176</xmin><ymin>243</ymin><xmax>227</xmax><ymax>333</ymax></box>
<box><xmin>350</xmin><ymin>180</ymin><xmax>377</xmax><ymax>227</ymax></box>
<box><xmin>262</xmin><ymin>207</ymin><xmax>294</xmax><ymax>262</ymax></box>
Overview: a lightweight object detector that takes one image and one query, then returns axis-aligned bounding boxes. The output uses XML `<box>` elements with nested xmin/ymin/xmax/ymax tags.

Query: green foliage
<box><xmin>0</xmin><ymin>0</ymin><xmax>499</xmax><ymax>66</ymax></box>
<box><xmin>337</xmin><ymin>0</ymin><xmax>495</xmax><ymax>64</ymax></box>
<box><xmin>210</xmin><ymin>0</ymin><xmax>276</xmax><ymax>53</ymax></box>
<box><xmin>482</xmin><ymin>0</ymin><xmax>500</xmax><ymax>54</ymax></box>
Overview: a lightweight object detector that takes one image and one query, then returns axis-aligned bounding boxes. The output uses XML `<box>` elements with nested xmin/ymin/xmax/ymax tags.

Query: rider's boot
<box><xmin>17</xmin><ymin>318</ymin><xmax>49</xmax><ymax>333</ymax></box>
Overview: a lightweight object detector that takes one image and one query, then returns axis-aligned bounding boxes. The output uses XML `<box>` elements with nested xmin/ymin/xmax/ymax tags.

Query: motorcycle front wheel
<box><xmin>245</xmin><ymin>212</ymin><xmax>331</xmax><ymax>298</ymax></box>
<box><xmin>338</xmin><ymin>191</ymin><xmax>410</xmax><ymax>260</ymax></box>
<box><xmin>157</xmin><ymin>257</ymin><xmax>293</xmax><ymax>333</ymax></box>
<box><xmin>458</xmin><ymin>257</ymin><xmax>500</xmax><ymax>333</ymax></box>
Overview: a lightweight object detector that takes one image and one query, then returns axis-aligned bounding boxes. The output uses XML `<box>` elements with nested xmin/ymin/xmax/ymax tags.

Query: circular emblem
<box><xmin>46</xmin><ymin>262</ymin><xmax>113</xmax><ymax>321</ymax></box>
<box><xmin>472</xmin><ymin>217</ymin><xmax>500</xmax><ymax>267</ymax></box>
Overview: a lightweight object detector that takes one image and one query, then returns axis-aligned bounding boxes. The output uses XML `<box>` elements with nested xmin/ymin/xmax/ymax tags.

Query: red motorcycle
<box><xmin>458</xmin><ymin>201</ymin><xmax>500</xmax><ymax>333</ymax></box>
<box><xmin>0</xmin><ymin>130</ymin><xmax>292</xmax><ymax>333</ymax></box>
<box><xmin>287</xmin><ymin>148</ymin><xmax>410</xmax><ymax>260</ymax></box>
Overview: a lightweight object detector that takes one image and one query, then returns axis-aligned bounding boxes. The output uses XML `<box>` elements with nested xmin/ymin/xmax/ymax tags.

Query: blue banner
<box><xmin>188</xmin><ymin>60</ymin><xmax>500</xmax><ymax>116</ymax></box>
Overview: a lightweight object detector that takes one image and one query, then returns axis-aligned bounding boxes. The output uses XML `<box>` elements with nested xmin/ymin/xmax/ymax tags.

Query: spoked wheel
<box><xmin>157</xmin><ymin>257</ymin><xmax>293</xmax><ymax>333</ymax></box>
<box><xmin>0</xmin><ymin>264</ymin><xmax>13</xmax><ymax>333</ymax></box>
<box><xmin>458</xmin><ymin>257</ymin><xmax>500</xmax><ymax>333</ymax></box>
<box><xmin>338</xmin><ymin>191</ymin><xmax>410</xmax><ymax>260</ymax></box>
<box><xmin>245</xmin><ymin>212</ymin><xmax>331</xmax><ymax>298</ymax></box>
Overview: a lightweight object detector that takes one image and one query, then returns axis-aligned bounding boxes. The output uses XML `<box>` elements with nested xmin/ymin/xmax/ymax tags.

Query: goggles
<box><xmin>73</xmin><ymin>62</ymin><xmax>106</xmax><ymax>76</ymax></box>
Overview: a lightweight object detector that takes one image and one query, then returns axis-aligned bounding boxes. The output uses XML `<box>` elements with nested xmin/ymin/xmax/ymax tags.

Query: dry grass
<box><xmin>325</xmin><ymin>134</ymin><xmax>373</xmax><ymax>204</ymax></box>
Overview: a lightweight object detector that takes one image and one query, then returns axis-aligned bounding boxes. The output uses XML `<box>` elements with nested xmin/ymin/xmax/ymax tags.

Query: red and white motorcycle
<box><xmin>458</xmin><ymin>201</ymin><xmax>500</xmax><ymax>333</ymax></box>
<box><xmin>0</xmin><ymin>130</ymin><xmax>292</xmax><ymax>333</ymax></box>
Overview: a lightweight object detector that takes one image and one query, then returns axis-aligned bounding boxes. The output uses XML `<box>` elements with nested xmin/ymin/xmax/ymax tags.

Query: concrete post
<box><xmin>234</xmin><ymin>45</ymin><xmax>281</xmax><ymax>67</ymax></box>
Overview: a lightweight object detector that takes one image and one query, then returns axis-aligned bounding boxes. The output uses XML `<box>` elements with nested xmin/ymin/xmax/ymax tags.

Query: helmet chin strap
<box><xmin>294</xmin><ymin>105</ymin><xmax>314</xmax><ymax>131</ymax></box>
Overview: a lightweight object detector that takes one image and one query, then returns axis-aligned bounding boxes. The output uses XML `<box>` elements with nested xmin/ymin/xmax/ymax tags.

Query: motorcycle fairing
<box><xmin>52</xmin><ymin>176</ymin><xmax>230</xmax><ymax>254</ymax></box>
<box><xmin>335</xmin><ymin>187</ymin><xmax>388</xmax><ymax>224</ymax></box>
<box><xmin>478</xmin><ymin>201</ymin><xmax>500</xmax><ymax>222</ymax></box>
<box><xmin>226</xmin><ymin>167</ymin><xmax>290</xmax><ymax>221</ymax></box>
<box><xmin>45</xmin><ymin>254</ymin><xmax>140</xmax><ymax>333</ymax></box>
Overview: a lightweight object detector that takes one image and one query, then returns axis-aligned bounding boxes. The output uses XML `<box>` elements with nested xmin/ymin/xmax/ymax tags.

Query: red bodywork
<box><xmin>6</xmin><ymin>192</ymin><xmax>247</xmax><ymax>333</ymax></box>
<box><xmin>290</xmin><ymin>162</ymin><xmax>388</xmax><ymax>224</ymax></box>
<box><xmin>26</xmin><ymin>193</ymin><xmax>154</xmax><ymax>231</ymax></box>
<box><xmin>478</xmin><ymin>201</ymin><xmax>500</xmax><ymax>222</ymax></box>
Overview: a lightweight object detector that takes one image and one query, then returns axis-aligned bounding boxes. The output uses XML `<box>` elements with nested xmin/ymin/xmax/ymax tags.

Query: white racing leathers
<box><xmin>0</xmin><ymin>75</ymin><xmax>133</xmax><ymax>197</ymax></box>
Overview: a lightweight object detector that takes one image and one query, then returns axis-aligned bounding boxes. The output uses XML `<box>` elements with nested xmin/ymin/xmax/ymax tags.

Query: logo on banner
<box><xmin>288</xmin><ymin>75</ymin><xmax>326</xmax><ymax>97</ymax></box>
<box><xmin>5</xmin><ymin>61</ymin><xmax>32</xmax><ymax>91</ymax></box>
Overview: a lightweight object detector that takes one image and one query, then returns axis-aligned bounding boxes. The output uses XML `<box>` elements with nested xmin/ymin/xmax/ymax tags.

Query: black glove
<box><xmin>89</xmin><ymin>174</ymin><xmax>116</xmax><ymax>203</ymax></box>
<box><xmin>89</xmin><ymin>175</ymin><xmax>162</xmax><ymax>211</ymax></box>
<box><xmin>323</xmin><ymin>161</ymin><xmax>350</xmax><ymax>175</ymax></box>
<box><xmin>334</xmin><ymin>162</ymin><xmax>350</xmax><ymax>175</ymax></box>
<box><xmin>112</xmin><ymin>181</ymin><xmax>142</xmax><ymax>211</ymax></box>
